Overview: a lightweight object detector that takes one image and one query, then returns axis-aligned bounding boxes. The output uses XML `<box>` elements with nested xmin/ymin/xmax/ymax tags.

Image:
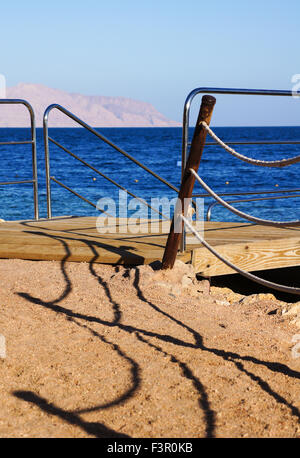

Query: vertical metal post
<box><xmin>43</xmin><ymin>111</ymin><xmax>52</xmax><ymax>218</ymax></box>
<box><xmin>180</xmin><ymin>94</ymin><xmax>193</xmax><ymax>252</ymax></box>
<box><xmin>0</xmin><ymin>99</ymin><xmax>39</xmax><ymax>220</ymax></box>
<box><xmin>28</xmin><ymin>104</ymin><xmax>39</xmax><ymax>220</ymax></box>
<box><xmin>162</xmin><ymin>95</ymin><xmax>216</xmax><ymax>270</ymax></box>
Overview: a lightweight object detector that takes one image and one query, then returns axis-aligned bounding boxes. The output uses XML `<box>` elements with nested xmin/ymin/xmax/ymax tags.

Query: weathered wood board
<box><xmin>192</xmin><ymin>222</ymin><xmax>300</xmax><ymax>276</ymax></box>
<box><xmin>0</xmin><ymin>216</ymin><xmax>299</xmax><ymax>276</ymax></box>
<box><xmin>192</xmin><ymin>236</ymin><xmax>300</xmax><ymax>276</ymax></box>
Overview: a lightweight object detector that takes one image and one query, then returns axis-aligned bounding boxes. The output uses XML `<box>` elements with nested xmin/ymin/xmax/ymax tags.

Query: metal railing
<box><xmin>43</xmin><ymin>104</ymin><xmax>179</xmax><ymax>220</ymax></box>
<box><xmin>206</xmin><ymin>193</ymin><xmax>300</xmax><ymax>221</ymax></box>
<box><xmin>42</xmin><ymin>91</ymin><xmax>300</xmax><ymax>251</ymax></box>
<box><xmin>0</xmin><ymin>99</ymin><xmax>39</xmax><ymax>219</ymax></box>
<box><xmin>181</xmin><ymin>87</ymin><xmax>300</xmax><ymax>251</ymax></box>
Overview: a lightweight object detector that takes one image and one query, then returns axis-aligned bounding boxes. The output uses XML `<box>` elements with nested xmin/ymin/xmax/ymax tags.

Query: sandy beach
<box><xmin>1</xmin><ymin>0</ymin><xmax>300</xmax><ymax>441</ymax></box>
<box><xmin>0</xmin><ymin>258</ymin><xmax>299</xmax><ymax>438</ymax></box>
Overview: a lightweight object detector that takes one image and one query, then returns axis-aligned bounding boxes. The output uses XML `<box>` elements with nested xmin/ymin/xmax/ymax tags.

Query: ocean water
<box><xmin>0</xmin><ymin>126</ymin><xmax>300</xmax><ymax>222</ymax></box>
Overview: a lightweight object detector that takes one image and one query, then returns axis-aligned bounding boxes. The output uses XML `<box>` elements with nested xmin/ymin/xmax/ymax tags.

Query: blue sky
<box><xmin>1</xmin><ymin>0</ymin><xmax>300</xmax><ymax>125</ymax></box>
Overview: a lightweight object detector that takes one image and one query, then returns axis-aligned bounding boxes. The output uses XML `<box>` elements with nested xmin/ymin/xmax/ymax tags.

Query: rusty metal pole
<box><xmin>162</xmin><ymin>95</ymin><xmax>216</xmax><ymax>270</ymax></box>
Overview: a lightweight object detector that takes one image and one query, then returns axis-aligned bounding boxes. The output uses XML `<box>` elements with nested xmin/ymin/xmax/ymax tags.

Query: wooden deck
<box><xmin>0</xmin><ymin>216</ymin><xmax>299</xmax><ymax>276</ymax></box>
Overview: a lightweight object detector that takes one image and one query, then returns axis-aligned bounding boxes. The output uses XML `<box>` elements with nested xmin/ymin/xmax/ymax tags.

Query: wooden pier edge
<box><xmin>0</xmin><ymin>218</ymin><xmax>299</xmax><ymax>277</ymax></box>
<box><xmin>192</xmin><ymin>235</ymin><xmax>300</xmax><ymax>277</ymax></box>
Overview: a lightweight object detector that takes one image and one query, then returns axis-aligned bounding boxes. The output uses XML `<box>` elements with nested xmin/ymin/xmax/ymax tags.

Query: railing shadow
<box><xmin>130</xmin><ymin>267</ymin><xmax>300</xmax><ymax>423</ymax></box>
<box><xmin>13</xmin><ymin>391</ymin><xmax>131</xmax><ymax>438</ymax></box>
<box><xmin>13</xmin><ymin>226</ymin><xmax>300</xmax><ymax>437</ymax></box>
<box><xmin>14</xmin><ymin>230</ymin><xmax>217</xmax><ymax>437</ymax></box>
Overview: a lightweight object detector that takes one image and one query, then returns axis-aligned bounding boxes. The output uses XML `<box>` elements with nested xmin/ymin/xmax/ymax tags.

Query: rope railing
<box><xmin>200</xmin><ymin>121</ymin><xmax>300</xmax><ymax>168</ymax></box>
<box><xmin>162</xmin><ymin>91</ymin><xmax>300</xmax><ymax>294</ymax></box>
<box><xmin>181</xmin><ymin>214</ymin><xmax>300</xmax><ymax>295</ymax></box>
<box><xmin>190</xmin><ymin>168</ymin><xmax>300</xmax><ymax>227</ymax></box>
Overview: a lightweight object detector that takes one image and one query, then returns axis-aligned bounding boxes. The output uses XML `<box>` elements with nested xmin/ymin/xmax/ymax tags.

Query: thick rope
<box><xmin>201</xmin><ymin>121</ymin><xmax>300</xmax><ymax>168</ymax></box>
<box><xmin>181</xmin><ymin>214</ymin><xmax>300</xmax><ymax>295</ymax></box>
<box><xmin>190</xmin><ymin>168</ymin><xmax>300</xmax><ymax>227</ymax></box>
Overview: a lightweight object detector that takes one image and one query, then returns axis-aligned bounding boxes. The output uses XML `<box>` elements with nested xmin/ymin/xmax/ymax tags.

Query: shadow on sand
<box><xmin>12</xmin><ymin>224</ymin><xmax>300</xmax><ymax>438</ymax></box>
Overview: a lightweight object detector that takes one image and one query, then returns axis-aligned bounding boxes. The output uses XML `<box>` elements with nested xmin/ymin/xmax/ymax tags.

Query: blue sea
<box><xmin>0</xmin><ymin>126</ymin><xmax>300</xmax><ymax>222</ymax></box>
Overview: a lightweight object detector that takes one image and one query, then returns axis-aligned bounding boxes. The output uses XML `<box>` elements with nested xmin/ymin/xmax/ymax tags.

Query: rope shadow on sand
<box><xmin>130</xmin><ymin>267</ymin><xmax>300</xmax><ymax>425</ymax></box>
<box><xmin>14</xmin><ymin>233</ymin><xmax>300</xmax><ymax>437</ymax></box>
<box><xmin>14</xmin><ymin>232</ymin><xmax>217</xmax><ymax>438</ymax></box>
<box><xmin>13</xmin><ymin>391</ymin><xmax>131</xmax><ymax>438</ymax></box>
<box><xmin>13</xmin><ymin>232</ymin><xmax>140</xmax><ymax>438</ymax></box>
<box><xmin>13</xmin><ymin>315</ymin><xmax>140</xmax><ymax>437</ymax></box>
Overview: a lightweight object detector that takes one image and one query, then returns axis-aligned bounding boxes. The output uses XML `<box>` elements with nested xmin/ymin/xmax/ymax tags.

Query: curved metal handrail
<box><xmin>206</xmin><ymin>194</ymin><xmax>300</xmax><ymax>221</ymax></box>
<box><xmin>182</xmin><ymin>87</ymin><xmax>300</xmax><ymax>178</ymax></box>
<box><xmin>43</xmin><ymin>104</ymin><xmax>179</xmax><ymax>219</ymax></box>
<box><xmin>180</xmin><ymin>86</ymin><xmax>300</xmax><ymax>251</ymax></box>
<box><xmin>0</xmin><ymin>99</ymin><xmax>39</xmax><ymax>219</ymax></box>
<box><xmin>191</xmin><ymin>168</ymin><xmax>300</xmax><ymax>227</ymax></box>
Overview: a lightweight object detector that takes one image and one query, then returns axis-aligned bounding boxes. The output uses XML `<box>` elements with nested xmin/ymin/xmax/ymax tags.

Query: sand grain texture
<box><xmin>0</xmin><ymin>259</ymin><xmax>299</xmax><ymax>438</ymax></box>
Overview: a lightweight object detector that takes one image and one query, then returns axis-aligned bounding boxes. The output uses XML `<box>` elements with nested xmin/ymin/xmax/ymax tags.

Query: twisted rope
<box><xmin>181</xmin><ymin>214</ymin><xmax>300</xmax><ymax>295</ymax></box>
<box><xmin>201</xmin><ymin>121</ymin><xmax>300</xmax><ymax>168</ymax></box>
<box><xmin>190</xmin><ymin>168</ymin><xmax>300</xmax><ymax>227</ymax></box>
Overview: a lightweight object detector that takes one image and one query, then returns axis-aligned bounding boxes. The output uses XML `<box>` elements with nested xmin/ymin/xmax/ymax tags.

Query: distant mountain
<box><xmin>0</xmin><ymin>83</ymin><xmax>180</xmax><ymax>128</ymax></box>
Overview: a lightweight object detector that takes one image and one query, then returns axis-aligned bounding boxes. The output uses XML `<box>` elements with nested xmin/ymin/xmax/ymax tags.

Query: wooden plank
<box><xmin>0</xmin><ymin>217</ymin><xmax>190</xmax><ymax>265</ymax></box>
<box><xmin>192</xmin><ymin>236</ymin><xmax>300</xmax><ymax>276</ymax></box>
<box><xmin>0</xmin><ymin>242</ymin><xmax>147</xmax><ymax>264</ymax></box>
<box><xmin>203</xmin><ymin>222</ymin><xmax>300</xmax><ymax>241</ymax></box>
<box><xmin>0</xmin><ymin>217</ymin><xmax>171</xmax><ymax>234</ymax></box>
<box><xmin>0</xmin><ymin>231</ymin><xmax>169</xmax><ymax>248</ymax></box>
<box><xmin>1</xmin><ymin>218</ymin><xmax>299</xmax><ymax>239</ymax></box>
<box><xmin>0</xmin><ymin>243</ymin><xmax>189</xmax><ymax>264</ymax></box>
<box><xmin>0</xmin><ymin>216</ymin><xmax>299</xmax><ymax>276</ymax></box>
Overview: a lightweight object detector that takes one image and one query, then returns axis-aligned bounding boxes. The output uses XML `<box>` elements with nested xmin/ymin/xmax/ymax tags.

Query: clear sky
<box><xmin>1</xmin><ymin>0</ymin><xmax>300</xmax><ymax>125</ymax></box>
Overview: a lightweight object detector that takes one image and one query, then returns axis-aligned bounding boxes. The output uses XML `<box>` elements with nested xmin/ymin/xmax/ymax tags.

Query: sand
<box><xmin>0</xmin><ymin>258</ymin><xmax>299</xmax><ymax>438</ymax></box>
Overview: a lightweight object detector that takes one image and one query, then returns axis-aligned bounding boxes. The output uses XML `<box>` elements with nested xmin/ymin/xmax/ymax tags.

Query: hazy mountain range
<box><xmin>0</xmin><ymin>83</ymin><xmax>180</xmax><ymax>128</ymax></box>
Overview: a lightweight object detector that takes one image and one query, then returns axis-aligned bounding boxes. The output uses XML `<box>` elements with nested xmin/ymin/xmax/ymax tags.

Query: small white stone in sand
<box><xmin>215</xmin><ymin>299</ymin><xmax>230</xmax><ymax>307</ymax></box>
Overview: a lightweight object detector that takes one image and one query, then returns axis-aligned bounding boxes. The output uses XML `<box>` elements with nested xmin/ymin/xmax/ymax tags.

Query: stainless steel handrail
<box><xmin>189</xmin><ymin>140</ymin><xmax>300</xmax><ymax>146</ymax></box>
<box><xmin>0</xmin><ymin>140</ymin><xmax>34</xmax><ymax>146</ymax></box>
<box><xmin>193</xmin><ymin>188</ymin><xmax>300</xmax><ymax>198</ymax></box>
<box><xmin>0</xmin><ymin>99</ymin><xmax>39</xmax><ymax>219</ymax></box>
<box><xmin>182</xmin><ymin>87</ymin><xmax>300</xmax><ymax>178</ymax></box>
<box><xmin>206</xmin><ymin>194</ymin><xmax>300</xmax><ymax>221</ymax></box>
<box><xmin>50</xmin><ymin>176</ymin><xmax>113</xmax><ymax>216</ymax></box>
<box><xmin>43</xmin><ymin>104</ymin><xmax>177</xmax><ymax>219</ymax></box>
<box><xmin>180</xmin><ymin>87</ymin><xmax>300</xmax><ymax>251</ymax></box>
<box><xmin>49</xmin><ymin>137</ymin><xmax>170</xmax><ymax>220</ymax></box>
